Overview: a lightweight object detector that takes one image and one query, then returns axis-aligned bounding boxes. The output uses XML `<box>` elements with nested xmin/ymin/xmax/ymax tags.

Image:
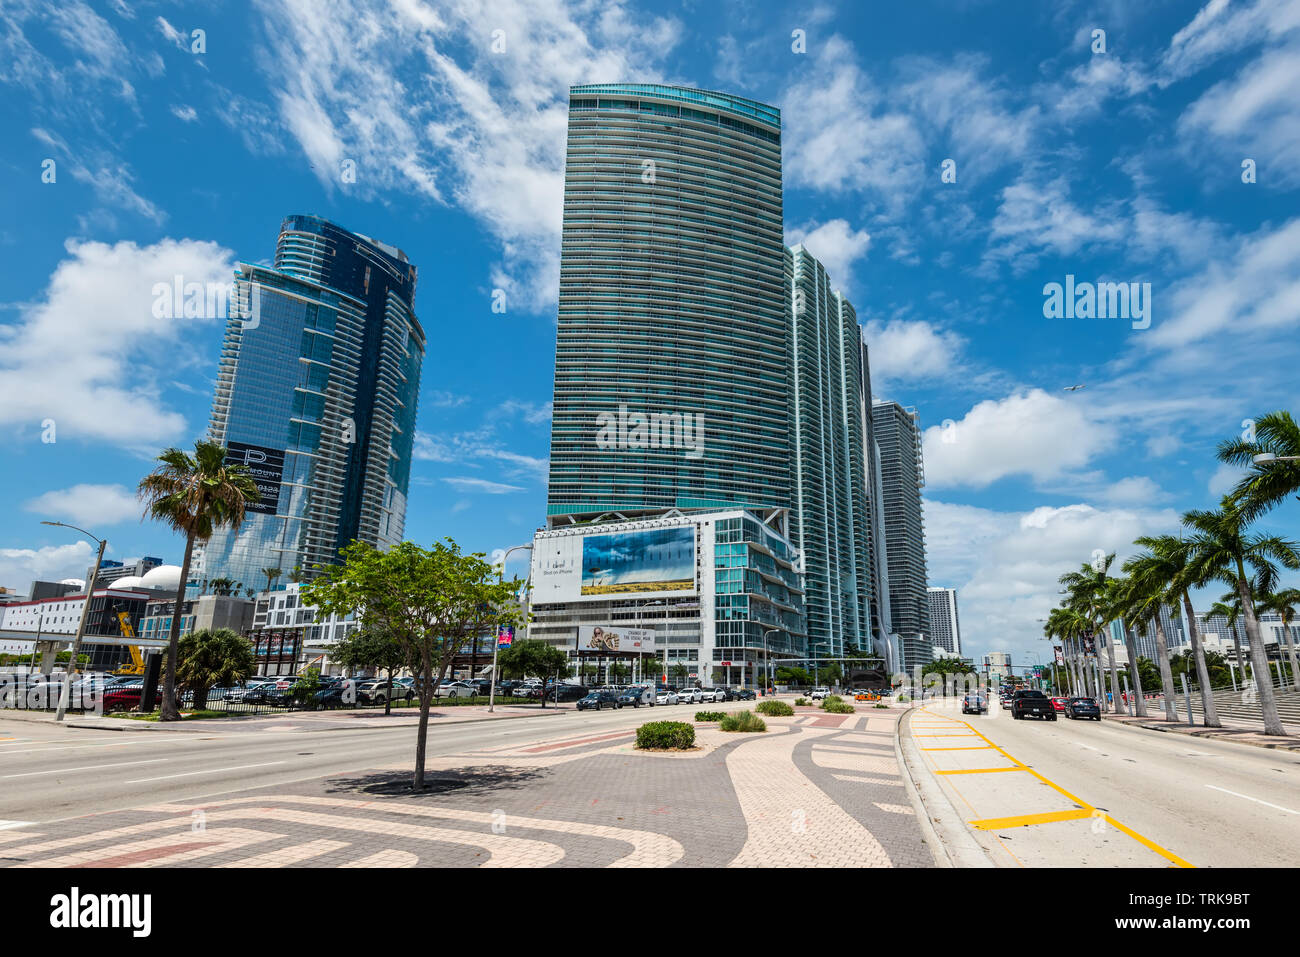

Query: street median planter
<box><xmin>636</xmin><ymin>720</ymin><xmax>696</xmax><ymax>750</ymax></box>
<box><xmin>719</xmin><ymin>710</ymin><xmax>767</xmax><ymax>733</ymax></box>
<box><xmin>755</xmin><ymin>699</ymin><xmax>793</xmax><ymax>717</ymax></box>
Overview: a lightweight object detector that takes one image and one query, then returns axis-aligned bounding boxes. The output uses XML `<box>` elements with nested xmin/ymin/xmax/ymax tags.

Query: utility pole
<box><xmin>43</xmin><ymin>522</ymin><xmax>107</xmax><ymax>723</ymax></box>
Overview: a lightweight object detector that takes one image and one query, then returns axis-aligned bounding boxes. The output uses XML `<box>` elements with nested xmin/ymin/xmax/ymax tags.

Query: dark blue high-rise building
<box><xmin>198</xmin><ymin>215</ymin><xmax>425</xmax><ymax>587</ymax></box>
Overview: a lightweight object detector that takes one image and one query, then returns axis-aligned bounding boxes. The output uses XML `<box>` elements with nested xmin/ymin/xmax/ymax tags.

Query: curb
<box><xmin>894</xmin><ymin>707</ymin><xmax>994</xmax><ymax>868</ymax></box>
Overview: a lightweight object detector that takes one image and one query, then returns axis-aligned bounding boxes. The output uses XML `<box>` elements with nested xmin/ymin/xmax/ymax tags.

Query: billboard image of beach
<box><xmin>580</xmin><ymin>526</ymin><xmax>696</xmax><ymax>595</ymax></box>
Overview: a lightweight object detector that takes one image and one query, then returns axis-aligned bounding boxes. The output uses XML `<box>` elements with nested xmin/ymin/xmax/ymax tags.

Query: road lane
<box><xmin>905</xmin><ymin>700</ymin><xmax>1300</xmax><ymax>867</ymax></box>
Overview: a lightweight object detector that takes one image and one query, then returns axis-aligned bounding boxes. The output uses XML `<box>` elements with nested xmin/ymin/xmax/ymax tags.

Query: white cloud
<box><xmin>252</xmin><ymin>0</ymin><xmax>681</xmax><ymax>311</ymax></box>
<box><xmin>1208</xmin><ymin>462</ymin><xmax>1246</xmax><ymax>497</ymax></box>
<box><xmin>171</xmin><ymin>104</ymin><xmax>198</xmax><ymax>123</ymax></box>
<box><xmin>443</xmin><ymin>477</ymin><xmax>524</xmax><ymax>494</ymax></box>
<box><xmin>925</xmin><ymin>498</ymin><xmax>1180</xmax><ymax>661</ymax></box>
<box><xmin>983</xmin><ymin>176</ymin><xmax>1125</xmax><ymax>274</ymax></box>
<box><xmin>921</xmin><ymin>389</ymin><xmax>1116</xmax><ymax>489</ymax></box>
<box><xmin>24</xmin><ymin>484</ymin><xmax>141</xmax><ymax>527</ymax></box>
<box><xmin>0</xmin><ymin>541</ymin><xmax>95</xmax><ymax>594</ymax></box>
<box><xmin>863</xmin><ymin>318</ymin><xmax>965</xmax><ymax>387</ymax></box>
<box><xmin>414</xmin><ymin>429</ymin><xmax>548</xmax><ymax>484</ymax></box>
<box><xmin>787</xmin><ymin>219</ymin><xmax>871</xmax><ymax>290</ymax></box>
<box><xmin>0</xmin><ymin>237</ymin><xmax>236</xmax><ymax>445</ymax></box>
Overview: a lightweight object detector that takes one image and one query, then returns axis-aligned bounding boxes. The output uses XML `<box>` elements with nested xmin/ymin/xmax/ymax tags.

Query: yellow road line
<box><xmin>970</xmin><ymin>809</ymin><xmax>1094</xmax><ymax>830</ymax></box>
<box><xmin>918</xmin><ymin>708</ymin><xmax>1193</xmax><ymax>868</ymax></box>
<box><xmin>935</xmin><ymin>766</ymin><xmax>1024</xmax><ymax>775</ymax></box>
<box><xmin>921</xmin><ymin>745</ymin><xmax>994</xmax><ymax>751</ymax></box>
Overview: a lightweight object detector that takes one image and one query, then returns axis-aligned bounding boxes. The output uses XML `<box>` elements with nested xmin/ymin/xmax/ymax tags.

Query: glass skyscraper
<box><xmin>547</xmin><ymin>84</ymin><xmax>790</xmax><ymax>519</ymax></box>
<box><xmin>197</xmin><ymin>215</ymin><xmax>425</xmax><ymax>589</ymax></box>
<box><xmin>787</xmin><ymin>245</ymin><xmax>874</xmax><ymax>660</ymax></box>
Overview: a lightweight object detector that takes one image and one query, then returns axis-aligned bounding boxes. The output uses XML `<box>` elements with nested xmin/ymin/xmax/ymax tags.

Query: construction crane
<box><xmin>113</xmin><ymin>610</ymin><xmax>147</xmax><ymax>676</ymax></box>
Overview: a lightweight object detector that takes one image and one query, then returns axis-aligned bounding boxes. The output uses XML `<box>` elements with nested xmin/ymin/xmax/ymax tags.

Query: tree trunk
<box><xmin>1281</xmin><ymin>616</ymin><xmax>1300</xmax><ymax>693</ymax></box>
<box><xmin>160</xmin><ymin>530</ymin><xmax>197</xmax><ymax>722</ymax></box>
<box><xmin>1152</xmin><ymin>615</ymin><xmax>1179</xmax><ymax>722</ymax></box>
<box><xmin>1182</xmin><ymin>591</ymin><xmax>1221</xmax><ymax>727</ymax></box>
<box><xmin>194</xmin><ymin>685</ymin><xmax>209</xmax><ymax>711</ymax></box>
<box><xmin>1236</xmin><ymin>564</ymin><xmax>1286</xmax><ymax>735</ymax></box>
<box><xmin>384</xmin><ymin>668</ymin><xmax>393</xmax><ymax>717</ymax></box>
<box><xmin>1230</xmin><ymin>624</ymin><xmax>1244</xmax><ymax>684</ymax></box>
<box><xmin>413</xmin><ymin>651</ymin><xmax>432</xmax><ymax>790</ymax></box>
<box><xmin>1102</xmin><ymin>621</ymin><xmax>1123</xmax><ymax>713</ymax></box>
<box><xmin>1124</xmin><ymin>624</ymin><xmax>1147</xmax><ymax>716</ymax></box>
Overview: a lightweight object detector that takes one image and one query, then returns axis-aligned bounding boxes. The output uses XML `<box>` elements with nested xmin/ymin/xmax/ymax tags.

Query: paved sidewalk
<box><xmin>0</xmin><ymin>703</ymin><xmax>933</xmax><ymax>867</ymax></box>
<box><xmin>1102</xmin><ymin>711</ymin><xmax>1300</xmax><ymax>751</ymax></box>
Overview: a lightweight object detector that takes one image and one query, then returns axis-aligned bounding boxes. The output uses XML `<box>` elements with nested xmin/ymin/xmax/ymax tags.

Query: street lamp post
<box><xmin>489</xmin><ymin>543</ymin><xmax>532</xmax><ymax>714</ymax></box>
<box><xmin>42</xmin><ymin>521</ymin><xmax>106</xmax><ymax>722</ymax></box>
<box><xmin>760</xmin><ymin>626</ymin><xmax>780</xmax><ymax>696</ymax></box>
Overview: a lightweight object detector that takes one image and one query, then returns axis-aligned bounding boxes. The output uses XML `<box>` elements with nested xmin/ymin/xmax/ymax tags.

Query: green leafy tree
<box><xmin>1258</xmin><ymin>587</ymin><xmax>1300</xmax><ymax>689</ymax></box>
<box><xmin>292</xmin><ymin>666</ymin><xmax>323</xmax><ymax>703</ymax></box>
<box><xmin>1217</xmin><ymin>410</ymin><xmax>1300</xmax><ymax>520</ymax></box>
<box><xmin>669</xmin><ymin>662</ymin><xmax>688</xmax><ymax>683</ymax></box>
<box><xmin>138</xmin><ymin>440</ymin><xmax>260</xmax><ymax>721</ymax></box>
<box><xmin>1184</xmin><ymin>496</ymin><xmax>1300</xmax><ymax>735</ymax></box>
<box><xmin>168</xmin><ymin>627</ymin><xmax>255</xmax><ymax>710</ymax></box>
<box><xmin>1059</xmin><ymin>555</ymin><xmax>1124</xmax><ymax>712</ymax></box>
<box><xmin>498</xmin><ymin>639</ymin><xmax>570</xmax><ymax>707</ymax></box>
<box><xmin>331</xmin><ymin>625</ymin><xmax>407</xmax><ymax>714</ymax></box>
<box><xmin>301</xmin><ymin>539</ymin><xmax>519</xmax><ymax>787</ymax></box>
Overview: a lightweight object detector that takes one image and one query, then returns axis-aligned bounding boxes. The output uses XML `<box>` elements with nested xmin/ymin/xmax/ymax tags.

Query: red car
<box><xmin>100</xmin><ymin>682</ymin><xmax>146</xmax><ymax>711</ymax></box>
<box><xmin>1050</xmin><ymin>696</ymin><xmax>1068</xmax><ymax>712</ymax></box>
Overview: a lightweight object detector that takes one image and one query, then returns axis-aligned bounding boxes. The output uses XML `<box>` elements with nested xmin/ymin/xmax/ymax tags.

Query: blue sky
<box><xmin>2</xmin><ymin>0</ymin><xmax>1298</xmax><ymax>666</ymax></box>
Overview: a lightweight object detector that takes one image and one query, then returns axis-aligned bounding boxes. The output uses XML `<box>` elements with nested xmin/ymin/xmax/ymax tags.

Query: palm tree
<box><xmin>1259</xmin><ymin>587</ymin><xmax>1300</xmax><ymax>690</ymax></box>
<box><xmin>1044</xmin><ymin>606</ymin><xmax>1091</xmax><ymax>695</ymax></box>
<box><xmin>1107</xmin><ymin>576</ymin><xmax>1150</xmax><ymax>717</ymax></box>
<box><xmin>1210</xmin><ymin>596</ymin><xmax>1246</xmax><ymax>682</ymax></box>
<box><xmin>288</xmin><ymin>566</ymin><xmax>306</xmax><ymax>584</ymax></box>
<box><xmin>170</xmin><ymin>627</ymin><xmax>255</xmax><ymax>710</ymax></box>
<box><xmin>1184</xmin><ymin>497</ymin><xmax>1300</xmax><ymax>735</ymax></box>
<box><xmin>1217</xmin><ymin>410</ymin><xmax>1300</xmax><ymax>520</ymax></box>
<box><xmin>262</xmin><ymin>567</ymin><xmax>283</xmax><ymax>592</ymax></box>
<box><xmin>1135</xmin><ymin>535</ymin><xmax>1222</xmax><ymax>726</ymax></box>
<box><xmin>1059</xmin><ymin>554</ymin><xmax>1123</xmax><ymax>713</ymax></box>
<box><xmin>138</xmin><ymin>440</ymin><xmax>260</xmax><ymax>721</ymax></box>
<box><xmin>1121</xmin><ymin>548</ymin><xmax>1183</xmax><ymax>722</ymax></box>
<box><xmin>208</xmin><ymin>576</ymin><xmax>235</xmax><ymax>597</ymax></box>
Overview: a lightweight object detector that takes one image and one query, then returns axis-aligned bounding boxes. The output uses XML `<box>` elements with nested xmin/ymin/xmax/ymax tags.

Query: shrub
<box><xmin>719</xmin><ymin>710</ymin><xmax>767</xmax><ymax>733</ymax></box>
<box><xmin>897</xmin><ymin>694</ymin><xmax>911</xmax><ymax>703</ymax></box>
<box><xmin>874</xmin><ymin>703</ymin><xmax>890</xmax><ymax>709</ymax></box>
<box><xmin>695</xmin><ymin>711</ymin><xmax>727</xmax><ymax>722</ymax></box>
<box><xmin>824</xmin><ymin>701</ymin><xmax>855</xmax><ymax>714</ymax></box>
<box><xmin>794</xmin><ymin>697</ymin><xmax>809</xmax><ymax>707</ymax></box>
<box><xmin>636</xmin><ymin>721</ymin><xmax>695</xmax><ymax>750</ymax></box>
<box><xmin>822</xmin><ymin>694</ymin><xmax>844</xmax><ymax>707</ymax></box>
<box><xmin>755</xmin><ymin>699</ymin><xmax>794</xmax><ymax>717</ymax></box>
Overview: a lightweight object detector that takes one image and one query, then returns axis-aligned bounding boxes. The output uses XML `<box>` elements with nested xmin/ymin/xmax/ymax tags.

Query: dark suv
<box><xmin>1011</xmin><ymin>689</ymin><xmax>1056</xmax><ymax>720</ymax></box>
<box><xmin>1064</xmin><ymin>697</ymin><xmax>1101</xmax><ymax>720</ymax></box>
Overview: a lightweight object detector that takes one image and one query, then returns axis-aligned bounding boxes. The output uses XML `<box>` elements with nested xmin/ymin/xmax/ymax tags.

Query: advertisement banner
<box><xmin>1053</xmin><ymin>645</ymin><xmax>1064</xmax><ymax>665</ymax></box>
<box><xmin>225</xmin><ymin>441</ymin><xmax>285</xmax><ymax>515</ymax></box>
<box><xmin>580</xmin><ymin>526</ymin><xmax>695</xmax><ymax>596</ymax></box>
<box><xmin>496</xmin><ymin>625</ymin><xmax>514</xmax><ymax>649</ymax></box>
<box><xmin>577</xmin><ymin>625</ymin><xmax>655</xmax><ymax>653</ymax></box>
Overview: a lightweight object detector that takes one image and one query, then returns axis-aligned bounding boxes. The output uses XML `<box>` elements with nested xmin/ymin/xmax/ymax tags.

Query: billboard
<box><xmin>578</xmin><ymin>625</ymin><xmax>655</xmax><ymax>653</ymax></box>
<box><xmin>531</xmin><ymin>524</ymin><xmax>698</xmax><ymax>604</ymax></box>
<box><xmin>580</xmin><ymin>526</ymin><xmax>695</xmax><ymax>596</ymax></box>
<box><xmin>225</xmin><ymin>441</ymin><xmax>285</xmax><ymax>515</ymax></box>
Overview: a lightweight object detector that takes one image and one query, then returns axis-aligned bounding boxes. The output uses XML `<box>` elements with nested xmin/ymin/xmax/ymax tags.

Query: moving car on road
<box><xmin>961</xmin><ymin>693</ymin><xmax>987</xmax><ymax>714</ymax></box>
<box><xmin>1050</xmin><ymin>696</ymin><xmax>1068</xmax><ymax>713</ymax></box>
<box><xmin>1064</xmin><ymin>697</ymin><xmax>1102</xmax><ymax>721</ymax></box>
<box><xmin>1011</xmin><ymin>689</ymin><xmax>1057</xmax><ymax>720</ymax></box>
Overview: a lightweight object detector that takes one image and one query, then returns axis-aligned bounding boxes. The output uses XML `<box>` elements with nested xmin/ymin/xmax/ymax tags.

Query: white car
<box><xmin>655</xmin><ymin>688</ymin><xmax>679</xmax><ymax>706</ymax></box>
<box><xmin>698</xmin><ymin>687</ymin><xmax>727</xmax><ymax>703</ymax></box>
<box><xmin>678</xmin><ymin>687</ymin><xmax>702</xmax><ymax>705</ymax></box>
<box><xmin>809</xmin><ymin>687</ymin><xmax>831</xmax><ymax>700</ymax></box>
<box><xmin>434</xmin><ymin>680</ymin><xmax>477</xmax><ymax>699</ymax></box>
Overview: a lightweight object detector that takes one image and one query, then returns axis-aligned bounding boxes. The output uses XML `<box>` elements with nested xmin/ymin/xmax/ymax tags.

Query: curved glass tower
<box><xmin>547</xmin><ymin>84</ymin><xmax>789</xmax><ymax>520</ymax></box>
<box><xmin>198</xmin><ymin>215</ymin><xmax>425</xmax><ymax>588</ymax></box>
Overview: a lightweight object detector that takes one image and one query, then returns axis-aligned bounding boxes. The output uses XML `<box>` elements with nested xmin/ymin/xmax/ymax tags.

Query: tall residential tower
<box><xmin>198</xmin><ymin>215</ymin><xmax>425</xmax><ymax>588</ymax></box>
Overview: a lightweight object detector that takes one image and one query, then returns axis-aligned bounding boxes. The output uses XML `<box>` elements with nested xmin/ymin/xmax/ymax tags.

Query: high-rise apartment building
<box><xmin>199</xmin><ymin>215</ymin><xmax>425</xmax><ymax>588</ymax></box>
<box><xmin>927</xmin><ymin>586</ymin><xmax>961</xmax><ymax>656</ymax></box>
<box><xmin>871</xmin><ymin>400</ymin><xmax>930</xmax><ymax>672</ymax></box>
<box><xmin>786</xmin><ymin>245</ymin><xmax>874</xmax><ymax>660</ymax></box>
<box><xmin>547</xmin><ymin>84</ymin><xmax>789</xmax><ymax>520</ymax></box>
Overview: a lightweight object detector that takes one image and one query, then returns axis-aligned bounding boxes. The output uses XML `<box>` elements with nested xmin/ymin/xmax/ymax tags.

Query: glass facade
<box><xmin>547</xmin><ymin>83</ymin><xmax>789</xmax><ymax>519</ymax></box>
<box><xmin>199</xmin><ymin>216</ymin><xmax>425</xmax><ymax>588</ymax></box>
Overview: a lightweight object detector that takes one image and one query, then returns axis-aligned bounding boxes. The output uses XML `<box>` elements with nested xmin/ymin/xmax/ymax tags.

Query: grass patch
<box><xmin>114</xmin><ymin>709</ymin><xmax>229</xmax><ymax>722</ymax></box>
<box><xmin>755</xmin><ymin>699</ymin><xmax>793</xmax><ymax>717</ymax></box>
<box><xmin>874</xmin><ymin>703</ymin><xmax>891</xmax><ymax>709</ymax></box>
<box><xmin>635</xmin><ymin>721</ymin><xmax>695</xmax><ymax>750</ymax></box>
<box><xmin>695</xmin><ymin>711</ymin><xmax>727</xmax><ymax>722</ymax></box>
<box><xmin>794</xmin><ymin>697</ymin><xmax>810</xmax><ymax>707</ymax></box>
<box><xmin>823</xmin><ymin>701</ymin><xmax>855</xmax><ymax>714</ymax></box>
<box><xmin>719</xmin><ymin>710</ymin><xmax>767</xmax><ymax>733</ymax></box>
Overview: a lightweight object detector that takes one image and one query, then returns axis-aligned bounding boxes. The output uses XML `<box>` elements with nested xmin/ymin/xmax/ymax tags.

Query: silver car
<box><xmin>655</xmin><ymin>688</ymin><xmax>679</xmax><ymax>705</ymax></box>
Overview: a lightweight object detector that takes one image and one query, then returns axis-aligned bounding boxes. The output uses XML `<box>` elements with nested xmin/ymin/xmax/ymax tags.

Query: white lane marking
<box><xmin>1205</xmin><ymin>785</ymin><xmax>1298</xmax><ymax>815</ymax></box>
<box><xmin>1076</xmin><ymin>743</ymin><xmax>1101</xmax><ymax>752</ymax></box>
<box><xmin>125</xmin><ymin>761</ymin><xmax>285</xmax><ymax>784</ymax></box>
<box><xmin>0</xmin><ymin>820</ymin><xmax>33</xmax><ymax>830</ymax></box>
<box><xmin>2</xmin><ymin>758</ymin><xmax>169</xmax><ymax>779</ymax></box>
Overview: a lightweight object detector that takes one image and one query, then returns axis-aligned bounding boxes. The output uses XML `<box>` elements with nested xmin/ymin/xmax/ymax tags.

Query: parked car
<box><xmin>576</xmin><ymin>689</ymin><xmax>622</xmax><ymax>711</ymax></box>
<box><xmin>696</xmin><ymin>687</ymin><xmax>727</xmax><ymax>704</ymax></box>
<box><xmin>1050</xmin><ymin>696</ymin><xmax>1068</xmax><ymax>713</ymax></box>
<box><xmin>809</xmin><ymin>687</ymin><xmax>831</xmax><ymax>700</ymax></box>
<box><xmin>1064</xmin><ymin>697</ymin><xmax>1102</xmax><ymax>721</ymax></box>
<box><xmin>677</xmin><ymin>686</ymin><xmax>703</xmax><ymax>705</ymax></box>
<box><xmin>434</xmin><ymin>680</ymin><xmax>479</xmax><ymax>699</ymax></box>
<box><xmin>617</xmin><ymin>686</ymin><xmax>655</xmax><ymax>708</ymax></box>
<box><xmin>961</xmin><ymin>693</ymin><xmax>987</xmax><ymax>714</ymax></box>
<box><xmin>311</xmin><ymin>685</ymin><xmax>356</xmax><ymax>709</ymax></box>
<box><xmin>494</xmin><ymin>680</ymin><xmax>523</xmax><ymax>696</ymax></box>
<box><xmin>655</xmin><ymin>688</ymin><xmax>679</xmax><ymax>706</ymax></box>
<box><xmin>1011</xmin><ymin>689</ymin><xmax>1056</xmax><ymax>720</ymax></box>
<box><xmin>359</xmin><ymin>679</ymin><xmax>413</xmax><ymax>705</ymax></box>
<box><xmin>732</xmin><ymin>688</ymin><xmax>756</xmax><ymax>701</ymax></box>
<box><xmin>101</xmin><ymin>681</ymin><xmax>146</xmax><ymax>711</ymax></box>
<box><xmin>546</xmin><ymin>683</ymin><xmax>589</xmax><ymax>703</ymax></box>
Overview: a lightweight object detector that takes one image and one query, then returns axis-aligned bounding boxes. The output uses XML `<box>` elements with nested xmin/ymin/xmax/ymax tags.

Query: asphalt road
<box><xmin>906</xmin><ymin>702</ymin><xmax>1300</xmax><ymax>867</ymax></box>
<box><xmin>0</xmin><ymin>699</ymin><xmax>751</xmax><ymax>825</ymax></box>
